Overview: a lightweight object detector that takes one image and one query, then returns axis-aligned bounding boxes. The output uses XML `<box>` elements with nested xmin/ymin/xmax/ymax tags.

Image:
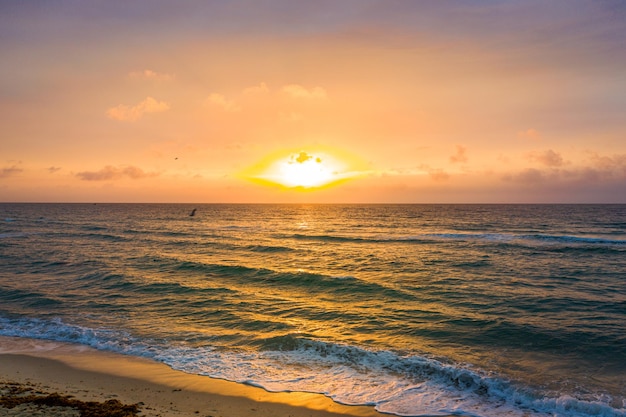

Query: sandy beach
<box><xmin>0</xmin><ymin>336</ymin><xmax>384</xmax><ymax>417</ymax></box>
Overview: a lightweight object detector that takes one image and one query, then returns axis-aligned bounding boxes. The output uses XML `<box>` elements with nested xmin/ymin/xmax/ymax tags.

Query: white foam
<box><xmin>1</xmin><ymin>317</ymin><xmax>624</xmax><ymax>417</ymax></box>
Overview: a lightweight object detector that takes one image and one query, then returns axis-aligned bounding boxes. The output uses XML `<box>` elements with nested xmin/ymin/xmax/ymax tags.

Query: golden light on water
<box><xmin>240</xmin><ymin>147</ymin><xmax>365</xmax><ymax>190</ymax></box>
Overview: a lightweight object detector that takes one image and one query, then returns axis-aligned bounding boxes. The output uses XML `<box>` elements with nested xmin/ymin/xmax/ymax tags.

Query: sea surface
<box><xmin>0</xmin><ymin>203</ymin><xmax>625</xmax><ymax>417</ymax></box>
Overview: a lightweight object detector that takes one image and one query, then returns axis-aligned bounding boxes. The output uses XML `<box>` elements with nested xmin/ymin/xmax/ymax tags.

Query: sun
<box><xmin>240</xmin><ymin>147</ymin><xmax>364</xmax><ymax>190</ymax></box>
<box><xmin>276</xmin><ymin>152</ymin><xmax>333</xmax><ymax>188</ymax></box>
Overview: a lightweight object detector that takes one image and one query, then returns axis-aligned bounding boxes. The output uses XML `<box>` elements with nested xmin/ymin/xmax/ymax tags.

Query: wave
<box><xmin>410</xmin><ymin>232</ymin><xmax>626</xmax><ymax>247</ymax></box>
<box><xmin>521</xmin><ymin>234</ymin><xmax>625</xmax><ymax>245</ymax></box>
<box><xmin>0</xmin><ymin>318</ymin><xmax>623</xmax><ymax>417</ymax></box>
<box><xmin>49</xmin><ymin>230</ymin><xmax>130</xmax><ymax>243</ymax></box>
<box><xmin>0</xmin><ymin>232</ymin><xmax>26</xmax><ymax>239</ymax></box>
<box><xmin>84</xmin><ymin>232</ymin><xmax>130</xmax><ymax>242</ymax></box>
<box><xmin>283</xmin><ymin>231</ymin><xmax>626</xmax><ymax>247</ymax></box>
<box><xmin>172</xmin><ymin>259</ymin><xmax>412</xmax><ymax>299</ymax></box>
<box><xmin>0</xmin><ymin>287</ymin><xmax>62</xmax><ymax>308</ymax></box>
<box><xmin>81</xmin><ymin>225</ymin><xmax>108</xmax><ymax>231</ymax></box>
<box><xmin>244</xmin><ymin>244</ymin><xmax>295</xmax><ymax>253</ymax></box>
<box><xmin>72</xmin><ymin>268</ymin><xmax>237</xmax><ymax>299</ymax></box>
<box><xmin>287</xmin><ymin>233</ymin><xmax>369</xmax><ymax>243</ymax></box>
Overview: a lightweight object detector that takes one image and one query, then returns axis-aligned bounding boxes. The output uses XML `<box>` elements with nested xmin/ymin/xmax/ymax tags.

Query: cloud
<box><xmin>528</xmin><ymin>149</ymin><xmax>564</xmax><ymax>167</ymax></box>
<box><xmin>243</xmin><ymin>82</ymin><xmax>269</xmax><ymax>95</ymax></box>
<box><xmin>450</xmin><ymin>145</ymin><xmax>468</xmax><ymax>164</ymax></box>
<box><xmin>106</xmin><ymin>97</ymin><xmax>170</xmax><ymax>121</ymax></box>
<box><xmin>418</xmin><ymin>164</ymin><xmax>450</xmax><ymax>181</ymax></box>
<box><xmin>587</xmin><ymin>151</ymin><xmax>626</xmax><ymax>172</ymax></box>
<box><xmin>282</xmin><ymin>84</ymin><xmax>328</xmax><ymax>99</ymax></box>
<box><xmin>517</xmin><ymin>128</ymin><xmax>541</xmax><ymax>140</ymax></box>
<box><xmin>0</xmin><ymin>165</ymin><xmax>23</xmax><ymax>178</ymax></box>
<box><xmin>205</xmin><ymin>83</ymin><xmax>326</xmax><ymax>114</ymax></box>
<box><xmin>205</xmin><ymin>93</ymin><xmax>241</xmax><ymax>112</ymax></box>
<box><xmin>290</xmin><ymin>151</ymin><xmax>321</xmax><ymax>164</ymax></box>
<box><xmin>76</xmin><ymin>165</ymin><xmax>159</xmax><ymax>181</ymax></box>
<box><xmin>280</xmin><ymin>111</ymin><xmax>304</xmax><ymax>122</ymax></box>
<box><xmin>128</xmin><ymin>69</ymin><xmax>175</xmax><ymax>81</ymax></box>
<box><xmin>47</xmin><ymin>166</ymin><xmax>61</xmax><ymax>174</ymax></box>
<box><xmin>503</xmin><ymin>152</ymin><xmax>626</xmax><ymax>186</ymax></box>
<box><xmin>367</xmin><ymin>165</ymin><xmax>451</xmax><ymax>181</ymax></box>
<box><xmin>512</xmin><ymin>168</ymin><xmax>546</xmax><ymax>184</ymax></box>
<box><xmin>428</xmin><ymin>169</ymin><xmax>450</xmax><ymax>181</ymax></box>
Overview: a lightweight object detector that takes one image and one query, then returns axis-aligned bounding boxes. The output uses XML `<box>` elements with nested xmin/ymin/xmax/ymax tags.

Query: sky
<box><xmin>1</xmin><ymin>0</ymin><xmax>625</xmax><ymax>203</ymax></box>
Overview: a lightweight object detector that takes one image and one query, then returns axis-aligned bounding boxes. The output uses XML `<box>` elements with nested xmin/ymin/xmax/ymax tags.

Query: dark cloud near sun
<box><xmin>76</xmin><ymin>166</ymin><xmax>159</xmax><ymax>181</ymax></box>
<box><xmin>292</xmin><ymin>152</ymin><xmax>321</xmax><ymax>164</ymax></box>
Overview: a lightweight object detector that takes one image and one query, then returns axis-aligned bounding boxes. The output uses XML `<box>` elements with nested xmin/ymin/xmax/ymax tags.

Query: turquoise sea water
<box><xmin>1</xmin><ymin>203</ymin><xmax>625</xmax><ymax>416</ymax></box>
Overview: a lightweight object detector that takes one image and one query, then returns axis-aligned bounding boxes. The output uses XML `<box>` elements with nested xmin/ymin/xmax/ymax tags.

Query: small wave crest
<box><xmin>416</xmin><ymin>233</ymin><xmax>626</xmax><ymax>248</ymax></box>
<box><xmin>0</xmin><ymin>232</ymin><xmax>26</xmax><ymax>239</ymax></box>
<box><xmin>244</xmin><ymin>244</ymin><xmax>295</xmax><ymax>253</ymax></box>
<box><xmin>524</xmin><ymin>234</ymin><xmax>626</xmax><ymax>246</ymax></box>
<box><xmin>283</xmin><ymin>231</ymin><xmax>626</xmax><ymax>249</ymax></box>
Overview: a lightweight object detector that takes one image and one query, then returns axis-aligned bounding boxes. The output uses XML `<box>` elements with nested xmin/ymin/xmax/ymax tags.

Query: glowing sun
<box><xmin>277</xmin><ymin>152</ymin><xmax>333</xmax><ymax>187</ymax></box>
<box><xmin>240</xmin><ymin>148</ymin><xmax>363</xmax><ymax>190</ymax></box>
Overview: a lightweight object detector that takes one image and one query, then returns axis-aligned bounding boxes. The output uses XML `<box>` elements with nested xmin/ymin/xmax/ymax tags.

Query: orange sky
<box><xmin>1</xmin><ymin>1</ymin><xmax>625</xmax><ymax>203</ymax></box>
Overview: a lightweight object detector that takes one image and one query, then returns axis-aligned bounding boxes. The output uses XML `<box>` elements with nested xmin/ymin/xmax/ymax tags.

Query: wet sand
<box><xmin>0</xmin><ymin>336</ymin><xmax>385</xmax><ymax>417</ymax></box>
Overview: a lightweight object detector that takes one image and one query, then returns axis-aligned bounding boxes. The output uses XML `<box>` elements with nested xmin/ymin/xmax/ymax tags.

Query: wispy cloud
<box><xmin>205</xmin><ymin>93</ymin><xmax>241</xmax><ymax>112</ymax></box>
<box><xmin>418</xmin><ymin>164</ymin><xmax>450</xmax><ymax>181</ymax></box>
<box><xmin>517</xmin><ymin>128</ymin><xmax>541</xmax><ymax>140</ymax></box>
<box><xmin>505</xmin><ymin>168</ymin><xmax>548</xmax><ymax>185</ymax></box>
<box><xmin>503</xmin><ymin>152</ymin><xmax>626</xmax><ymax>186</ymax></box>
<box><xmin>282</xmin><ymin>84</ymin><xmax>327</xmax><ymax>99</ymax></box>
<box><xmin>0</xmin><ymin>165</ymin><xmax>23</xmax><ymax>178</ymax></box>
<box><xmin>528</xmin><ymin>149</ymin><xmax>564</xmax><ymax>167</ymax></box>
<box><xmin>587</xmin><ymin>151</ymin><xmax>626</xmax><ymax>172</ymax></box>
<box><xmin>204</xmin><ymin>82</ymin><xmax>326</xmax><ymax>113</ymax></box>
<box><xmin>450</xmin><ymin>145</ymin><xmax>468</xmax><ymax>164</ymax></box>
<box><xmin>128</xmin><ymin>69</ymin><xmax>175</xmax><ymax>81</ymax></box>
<box><xmin>106</xmin><ymin>97</ymin><xmax>170</xmax><ymax>121</ymax></box>
<box><xmin>369</xmin><ymin>165</ymin><xmax>451</xmax><ymax>181</ymax></box>
<box><xmin>243</xmin><ymin>82</ymin><xmax>269</xmax><ymax>95</ymax></box>
<box><xmin>76</xmin><ymin>166</ymin><xmax>159</xmax><ymax>181</ymax></box>
<box><xmin>280</xmin><ymin>111</ymin><xmax>304</xmax><ymax>122</ymax></box>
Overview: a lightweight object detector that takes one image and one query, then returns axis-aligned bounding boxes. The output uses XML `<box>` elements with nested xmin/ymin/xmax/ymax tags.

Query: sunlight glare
<box><xmin>240</xmin><ymin>147</ymin><xmax>364</xmax><ymax>190</ymax></box>
<box><xmin>278</xmin><ymin>152</ymin><xmax>333</xmax><ymax>187</ymax></box>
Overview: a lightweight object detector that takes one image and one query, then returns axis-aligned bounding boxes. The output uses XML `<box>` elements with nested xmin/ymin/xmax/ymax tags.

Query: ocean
<box><xmin>0</xmin><ymin>203</ymin><xmax>624</xmax><ymax>417</ymax></box>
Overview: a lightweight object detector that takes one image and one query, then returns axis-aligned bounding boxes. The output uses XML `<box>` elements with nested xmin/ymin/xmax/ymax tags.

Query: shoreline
<box><xmin>0</xmin><ymin>336</ymin><xmax>385</xmax><ymax>417</ymax></box>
